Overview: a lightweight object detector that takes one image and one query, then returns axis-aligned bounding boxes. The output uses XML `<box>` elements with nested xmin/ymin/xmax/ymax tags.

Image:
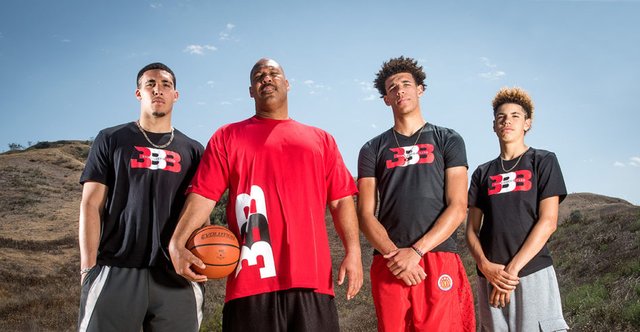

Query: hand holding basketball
<box><xmin>186</xmin><ymin>225</ymin><xmax>241</xmax><ymax>279</ymax></box>
<box><xmin>169</xmin><ymin>239</ymin><xmax>207</xmax><ymax>283</ymax></box>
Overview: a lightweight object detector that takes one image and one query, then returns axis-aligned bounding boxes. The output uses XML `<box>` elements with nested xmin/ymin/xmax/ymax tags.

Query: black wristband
<box><xmin>411</xmin><ymin>245</ymin><xmax>424</xmax><ymax>257</ymax></box>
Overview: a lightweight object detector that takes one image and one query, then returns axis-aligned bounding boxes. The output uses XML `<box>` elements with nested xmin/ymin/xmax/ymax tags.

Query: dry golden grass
<box><xmin>1</xmin><ymin>141</ymin><xmax>638</xmax><ymax>331</ymax></box>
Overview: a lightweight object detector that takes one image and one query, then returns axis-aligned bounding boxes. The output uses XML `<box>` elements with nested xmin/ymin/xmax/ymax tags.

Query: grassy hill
<box><xmin>0</xmin><ymin>141</ymin><xmax>638</xmax><ymax>331</ymax></box>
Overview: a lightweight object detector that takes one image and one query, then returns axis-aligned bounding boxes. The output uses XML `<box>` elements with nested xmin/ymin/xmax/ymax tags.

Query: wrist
<box><xmin>344</xmin><ymin>249</ymin><xmax>362</xmax><ymax>258</ymax></box>
<box><xmin>505</xmin><ymin>263</ymin><xmax>521</xmax><ymax>276</ymax></box>
<box><xmin>382</xmin><ymin>245</ymin><xmax>399</xmax><ymax>256</ymax></box>
<box><xmin>477</xmin><ymin>259</ymin><xmax>491</xmax><ymax>273</ymax></box>
<box><xmin>410</xmin><ymin>245</ymin><xmax>424</xmax><ymax>258</ymax></box>
<box><xmin>80</xmin><ymin>267</ymin><xmax>93</xmax><ymax>275</ymax></box>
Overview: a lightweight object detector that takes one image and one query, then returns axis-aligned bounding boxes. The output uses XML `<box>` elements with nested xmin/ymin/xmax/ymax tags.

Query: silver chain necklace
<box><xmin>500</xmin><ymin>148</ymin><xmax>529</xmax><ymax>172</ymax></box>
<box><xmin>392</xmin><ymin>122</ymin><xmax>426</xmax><ymax>148</ymax></box>
<box><xmin>135</xmin><ymin>121</ymin><xmax>174</xmax><ymax>149</ymax></box>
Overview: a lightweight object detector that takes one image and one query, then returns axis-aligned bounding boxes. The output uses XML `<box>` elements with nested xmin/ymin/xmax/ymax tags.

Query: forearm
<box><xmin>413</xmin><ymin>200</ymin><xmax>466</xmax><ymax>253</ymax></box>
<box><xmin>507</xmin><ymin>196</ymin><xmax>559</xmax><ymax>274</ymax></box>
<box><xmin>465</xmin><ymin>223</ymin><xmax>489</xmax><ymax>268</ymax></box>
<box><xmin>79</xmin><ymin>205</ymin><xmax>101</xmax><ymax>269</ymax></box>
<box><xmin>330</xmin><ymin>196</ymin><xmax>362</xmax><ymax>254</ymax></box>
<box><xmin>359</xmin><ymin>213</ymin><xmax>397</xmax><ymax>255</ymax></box>
<box><xmin>78</xmin><ymin>182</ymin><xmax>107</xmax><ymax>269</ymax></box>
<box><xmin>465</xmin><ymin>207</ymin><xmax>491</xmax><ymax>268</ymax></box>
<box><xmin>356</xmin><ymin>177</ymin><xmax>396</xmax><ymax>255</ymax></box>
<box><xmin>170</xmin><ymin>193</ymin><xmax>216</xmax><ymax>249</ymax></box>
<box><xmin>507</xmin><ymin>219</ymin><xmax>556</xmax><ymax>273</ymax></box>
<box><xmin>413</xmin><ymin>166</ymin><xmax>468</xmax><ymax>254</ymax></box>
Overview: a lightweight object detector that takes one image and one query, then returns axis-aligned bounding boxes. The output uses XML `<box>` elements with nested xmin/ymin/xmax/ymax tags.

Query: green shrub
<box><xmin>199</xmin><ymin>302</ymin><xmax>223</xmax><ymax>332</ymax></box>
<box><xmin>565</xmin><ymin>282</ymin><xmax>608</xmax><ymax>313</ymax></box>
<box><xmin>209</xmin><ymin>190</ymin><xmax>229</xmax><ymax>226</ymax></box>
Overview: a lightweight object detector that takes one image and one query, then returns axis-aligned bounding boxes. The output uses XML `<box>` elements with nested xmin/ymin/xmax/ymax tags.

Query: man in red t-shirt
<box><xmin>169</xmin><ymin>58</ymin><xmax>363</xmax><ymax>331</ymax></box>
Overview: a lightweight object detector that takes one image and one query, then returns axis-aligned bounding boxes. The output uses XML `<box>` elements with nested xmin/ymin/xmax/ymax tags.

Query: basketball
<box><xmin>186</xmin><ymin>225</ymin><xmax>240</xmax><ymax>279</ymax></box>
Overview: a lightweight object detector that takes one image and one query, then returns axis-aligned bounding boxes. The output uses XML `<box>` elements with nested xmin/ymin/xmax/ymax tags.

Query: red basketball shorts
<box><xmin>370</xmin><ymin>251</ymin><xmax>476</xmax><ymax>332</ymax></box>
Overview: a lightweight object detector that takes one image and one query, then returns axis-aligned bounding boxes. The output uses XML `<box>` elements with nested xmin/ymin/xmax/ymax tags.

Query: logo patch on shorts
<box><xmin>437</xmin><ymin>274</ymin><xmax>453</xmax><ymax>291</ymax></box>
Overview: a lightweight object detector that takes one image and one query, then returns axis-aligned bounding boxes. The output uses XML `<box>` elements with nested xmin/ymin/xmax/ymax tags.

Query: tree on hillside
<box><xmin>209</xmin><ymin>190</ymin><xmax>229</xmax><ymax>225</ymax></box>
<box><xmin>8</xmin><ymin>143</ymin><xmax>24</xmax><ymax>151</ymax></box>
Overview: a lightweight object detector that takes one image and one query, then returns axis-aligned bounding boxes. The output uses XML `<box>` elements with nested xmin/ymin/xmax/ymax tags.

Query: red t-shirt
<box><xmin>188</xmin><ymin>116</ymin><xmax>357</xmax><ymax>302</ymax></box>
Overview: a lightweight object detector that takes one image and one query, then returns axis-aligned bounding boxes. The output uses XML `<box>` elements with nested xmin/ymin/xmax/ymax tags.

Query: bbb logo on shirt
<box><xmin>488</xmin><ymin>170</ymin><xmax>532</xmax><ymax>195</ymax></box>
<box><xmin>386</xmin><ymin>144</ymin><xmax>435</xmax><ymax>169</ymax></box>
<box><xmin>130</xmin><ymin>146</ymin><xmax>182</xmax><ymax>173</ymax></box>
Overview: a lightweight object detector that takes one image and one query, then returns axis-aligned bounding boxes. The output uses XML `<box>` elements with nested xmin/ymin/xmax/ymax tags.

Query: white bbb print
<box><xmin>234</xmin><ymin>185</ymin><xmax>276</xmax><ymax>278</ymax></box>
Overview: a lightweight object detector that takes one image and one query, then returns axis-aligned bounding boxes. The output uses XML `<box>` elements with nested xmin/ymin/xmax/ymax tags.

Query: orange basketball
<box><xmin>186</xmin><ymin>225</ymin><xmax>240</xmax><ymax>279</ymax></box>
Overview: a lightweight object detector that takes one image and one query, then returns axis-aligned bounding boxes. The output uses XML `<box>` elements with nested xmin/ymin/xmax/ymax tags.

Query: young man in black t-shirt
<box><xmin>358</xmin><ymin>56</ymin><xmax>475</xmax><ymax>331</ymax></box>
<box><xmin>466</xmin><ymin>87</ymin><xmax>569</xmax><ymax>331</ymax></box>
<box><xmin>77</xmin><ymin>63</ymin><xmax>204</xmax><ymax>332</ymax></box>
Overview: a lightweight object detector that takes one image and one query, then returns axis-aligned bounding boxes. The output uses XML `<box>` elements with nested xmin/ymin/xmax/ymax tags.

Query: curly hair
<box><xmin>492</xmin><ymin>87</ymin><xmax>534</xmax><ymax>120</ymax></box>
<box><xmin>374</xmin><ymin>56</ymin><xmax>426</xmax><ymax>97</ymax></box>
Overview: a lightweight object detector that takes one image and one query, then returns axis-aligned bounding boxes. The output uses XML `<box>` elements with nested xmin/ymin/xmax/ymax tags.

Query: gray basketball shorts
<box><xmin>477</xmin><ymin>265</ymin><xmax>569</xmax><ymax>332</ymax></box>
<box><xmin>78</xmin><ymin>265</ymin><xmax>204</xmax><ymax>332</ymax></box>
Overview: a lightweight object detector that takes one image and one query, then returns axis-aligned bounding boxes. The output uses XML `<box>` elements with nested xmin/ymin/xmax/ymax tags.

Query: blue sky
<box><xmin>1</xmin><ymin>0</ymin><xmax>639</xmax><ymax>205</ymax></box>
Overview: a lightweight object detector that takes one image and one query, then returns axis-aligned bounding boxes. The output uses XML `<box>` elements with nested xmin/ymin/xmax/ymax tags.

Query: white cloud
<box><xmin>220</xmin><ymin>23</ymin><xmax>237</xmax><ymax>41</ymax></box>
<box><xmin>479</xmin><ymin>71</ymin><xmax>506</xmax><ymax>80</ymax></box>
<box><xmin>52</xmin><ymin>34</ymin><xmax>71</xmax><ymax>43</ymax></box>
<box><xmin>302</xmin><ymin>79</ymin><xmax>328</xmax><ymax>95</ymax></box>
<box><xmin>150</xmin><ymin>3</ymin><xmax>162</xmax><ymax>9</ymax></box>
<box><xmin>197</xmin><ymin>101</ymin><xmax>206</xmax><ymax>106</ymax></box>
<box><xmin>371</xmin><ymin>124</ymin><xmax>378</xmax><ymax>129</ymax></box>
<box><xmin>184</xmin><ymin>44</ymin><xmax>217</xmax><ymax>55</ymax></box>
<box><xmin>480</xmin><ymin>57</ymin><xmax>497</xmax><ymax>68</ymax></box>
<box><xmin>357</xmin><ymin>80</ymin><xmax>375</xmax><ymax>92</ymax></box>
<box><xmin>478</xmin><ymin>57</ymin><xmax>506</xmax><ymax>81</ymax></box>
<box><xmin>220</xmin><ymin>101</ymin><xmax>232</xmax><ymax>105</ymax></box>
<box><xmin>615</xmin><ymin>156</ymin><xmax>640</xmax><ymax>167</ymax></box>
<box><xmin>355</xmin><ymin>79</ymin><xmax>378</xmax><ymax>101</ymax></box>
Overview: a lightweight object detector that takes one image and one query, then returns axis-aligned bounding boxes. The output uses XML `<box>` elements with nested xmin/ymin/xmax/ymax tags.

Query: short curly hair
<box><xmin>374</xmin><ymin>56</ymin><xmax>426</xmax><ymax>97</ymax></box>
<box><xmin>492</xmin><ymin>87</ymin><xmax>534</xmax><ymax>120</ymax></box>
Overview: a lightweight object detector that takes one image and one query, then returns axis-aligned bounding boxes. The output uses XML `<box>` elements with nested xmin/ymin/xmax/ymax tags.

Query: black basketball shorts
<box><xmin>222</xmin><ymin>288</ymin><xmax>339</xmax><ymax>332</ymax></box>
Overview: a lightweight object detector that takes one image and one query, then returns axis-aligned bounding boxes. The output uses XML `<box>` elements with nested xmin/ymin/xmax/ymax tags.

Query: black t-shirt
<box><xmin>80</xmin><ymin>122</ymin><xmax>204</xmax><ymax>268</ymax></box>
<box><xmin>358</xmin><ymin>123</ymin><xmax>468</xmax><ymax>253</ymax></box>
<box><xmin>468</xmin><ymin>148</ymin><xmax>567</xmax><ymax>277</ymax></box>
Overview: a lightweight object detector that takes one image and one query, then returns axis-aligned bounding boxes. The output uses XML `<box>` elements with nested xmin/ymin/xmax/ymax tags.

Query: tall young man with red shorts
<box><xmin>357</xmin><ymin>56</ymin><xmax>475</xmax><ymax>331</ymax></box>
<box><xmin>169</xmin><ymin>58</ymin><xmax>363</xmax><ymax>332</ymax></box>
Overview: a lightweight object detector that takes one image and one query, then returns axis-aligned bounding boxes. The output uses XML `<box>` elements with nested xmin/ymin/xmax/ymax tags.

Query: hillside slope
<box><xmin>551</xmin><ymin>194</ymin><xmax>640</xmax><ymax>330</ymax></box>
<box><xmin>0</xmin><ymin>141</ymin><xmax>88</xmax><ymax>330</ymax></box>
<box><xmin>0</xmin><ymin>141</ymin><xmax>638</xmax><ymax>331</ymax></box>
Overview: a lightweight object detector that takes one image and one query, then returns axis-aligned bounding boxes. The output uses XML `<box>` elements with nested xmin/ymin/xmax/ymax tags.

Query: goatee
<box><xmin>152</xmin><ymin>112</ymin><xmax>166</xmax><ymax>118</ymax></box>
